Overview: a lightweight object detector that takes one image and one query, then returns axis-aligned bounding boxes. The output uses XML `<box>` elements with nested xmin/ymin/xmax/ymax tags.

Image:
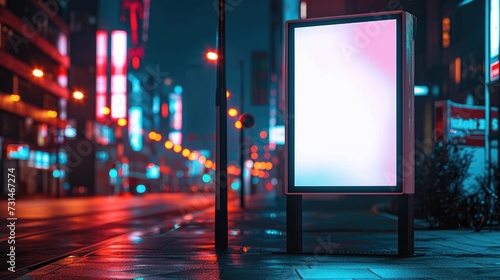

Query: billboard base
<box><xmin>283</xmin><ymin>194</ymin><xmax>416</xmax><ymax>257</ymax></box>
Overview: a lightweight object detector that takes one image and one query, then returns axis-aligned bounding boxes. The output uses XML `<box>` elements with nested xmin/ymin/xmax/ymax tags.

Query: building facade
<box><xmin>0</xmin><ymin>0</ymin><xmax>70</xmax><ymax>196</ymax></box>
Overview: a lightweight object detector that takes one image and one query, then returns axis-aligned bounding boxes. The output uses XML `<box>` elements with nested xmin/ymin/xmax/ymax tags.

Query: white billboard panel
<box><xmin>286</xmin><ymin>11</ymin><xmax>415</xmax><ymax>194</ymax></box>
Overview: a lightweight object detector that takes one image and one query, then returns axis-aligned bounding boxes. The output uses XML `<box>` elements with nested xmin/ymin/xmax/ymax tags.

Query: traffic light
<box><xmin>238</xmin><ymin>113</ymin><xmax>255</xmax><ymax>129</ymax></box>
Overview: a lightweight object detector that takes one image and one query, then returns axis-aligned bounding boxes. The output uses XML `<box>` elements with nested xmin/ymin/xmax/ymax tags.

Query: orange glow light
<box><xmin>188</xmin><ymin>153</ymin><xmax>198</xmax><ymax>161</ymax></box>
<box><xmin>198</xmin><ymin>156</ymin><xmax>207</xmax><ymax>164</ymax></box>
<box><xmin>251</xmin><ymin>153</ymin><xmax>258</xmax><ymax>160</ymax></box>
<box><xmin>148</xmin><ymin>131</ymin><xmax>157</xmax><ymax>140</ymax></box>
<box><xmin>228</xmin><ymin>108</ymin><xmax>238</xmax><ymax>117</ymax></box>
<box><xmin>47</xmin><ymin>110</ymin><xmax>57</xmax><ymax>118</ymax></box>
<box><xmin>102</xmin><ymin>107</ymin><xmax>110</xmax><ymax>115</ymax></box>
<box><xmin>254</xmin><ymin>162</ymin><xmax>261</xmax><ymax>169</ymax></box>
<box><xmin>173</xmin><ymin>145</ymin><xmax>182</xmax><ymax>153</ymax></box>
<box><xmin>10</xmin><ymin>94</ymin><xmax>20</xmax><ymax>102</ymax></box>
<box><xmin>235</xmin><ymin>121</ymin><xmax>242</xmax><ymax>129</ymax></box>
<box><xmin>206</xmin><ymin>51</ymin><xmax>218</xmax><ymax>61</ymax></box>
<box><xmin>205</xmin><ymin>160</ymin><xmax>213</xmax><ymax>169</ymax></box>
<box><xmin>164</xmin><ymin>140</ymin><xmax>173</xmax><ymax>149</ymax></box>
<box><xmin>73</xmin><ymin>91</ymin><xmax>84</xmax><ymax>100</ymax></box>
<box><xmin>155</xmin><ymin>134</ymin><xmax>162</xmax><ymax>141</ymax></box>
<box><xmin>226</xmin><ymin>91</ymin><xmax>230</xmax><ymax>98</ymax></box>
<box><xmin>32</xmin><ymin>69</ymin><xmax>44</xmax><ymax>77</ymax></box>
<box><xmin>182</xmin><ymin>148</ymin><xmax>190</xmax><ymax>157</ymax></box>
<box><xmin>117</xmin><ymin>118</ymin><xmax>127</xmax><ymax>126</ymax></box>
<box><xmin>266</xmin><ymin>162</ymin><xmax>273</xmax><ymax>170</ymax></box>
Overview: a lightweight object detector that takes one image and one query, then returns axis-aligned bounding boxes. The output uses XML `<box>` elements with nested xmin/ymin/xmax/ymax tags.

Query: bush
<box><xmin>414</xmin><ymin>140</ymin><xmax>473</xmax><ymax>228</ymax></box>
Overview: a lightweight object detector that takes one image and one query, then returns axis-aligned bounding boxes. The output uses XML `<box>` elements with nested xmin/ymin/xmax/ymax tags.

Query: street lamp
<box><xmin>32</xmin><ymin>68</ymin><xmax>44</xmax><ymax>77</ymax></box>
<box><xmin>206</xmin><ymin>51</ymin><xmax>252</xmax><ymax>209</ymax></box>
<box><xmin>72</xmin><ymin>91</ymin><xmax>84</xmax><ymax>100</ymax></box>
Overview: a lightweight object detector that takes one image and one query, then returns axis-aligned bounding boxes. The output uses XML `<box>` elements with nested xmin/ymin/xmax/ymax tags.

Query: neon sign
<box><xmin>96</xmin><ymin>30</ymin><xmax>108</xmax><ymax>121</ymax></box>
<box><xmin>111</xmin><ymin>31</ymin><xmax>128</xmax><ymax>120</ymax></box>
<box><xmin>129</xmin><ymin>107</ymin><xmax>143</xmax><ymax>151</ymax></box>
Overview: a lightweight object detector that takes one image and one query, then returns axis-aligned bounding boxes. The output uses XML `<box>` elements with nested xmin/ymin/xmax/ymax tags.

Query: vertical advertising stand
<box><xmin>285</xmin><ymin>11</ymin><xmax>416</xmax><ymax>256</ymax></box>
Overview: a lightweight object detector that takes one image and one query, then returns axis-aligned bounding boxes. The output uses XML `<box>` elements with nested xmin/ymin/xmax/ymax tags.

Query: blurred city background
<box><xmin>0</xmin><ymin>0</ymin><xmax>498</xmax><ymax>225</ymax></box>
<box><xmin>1</xmin><ymin>0</ymin><xmax>500</xmax><ymax>278</ymax></box>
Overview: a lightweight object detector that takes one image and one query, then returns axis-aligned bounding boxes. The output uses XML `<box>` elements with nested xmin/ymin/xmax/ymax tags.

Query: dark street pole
<box><xmin>215</xmin><ymin>0</ymin><xmax>228</xmax><ymax>250</ymax></box>
<box><xmin>239</xmin><ymin>59</ymin><xmax>245</xmax><ymax>209</ymax></box>
<box><xmin>56</xmin><ymin>117</ymin><xmax>60</xmax><ymax>198</ymax></box>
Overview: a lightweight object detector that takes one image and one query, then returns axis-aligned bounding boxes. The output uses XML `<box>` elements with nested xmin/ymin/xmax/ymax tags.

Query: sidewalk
<box><xmin>21</xmin><ymin>193</ymin><xmax>500</xmax><ymax>279</ymax></box>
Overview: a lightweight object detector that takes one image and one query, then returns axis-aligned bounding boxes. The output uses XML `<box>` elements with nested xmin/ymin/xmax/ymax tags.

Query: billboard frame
<box><xmin>285</xmin><ymin>10</ymin><xmax>415</xmax><ymax>195</ymax></box>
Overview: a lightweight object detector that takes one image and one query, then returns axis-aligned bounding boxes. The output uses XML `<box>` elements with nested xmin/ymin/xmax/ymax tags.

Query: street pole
<box><xmin>56</xmin><ymin>117</ymin><xmax>60</xmax><ymax>198</ymax></box>
<box><xmin>485</xmin><ymin>0</ymin><xmax>491</xmax><ymax>191</ymax></box>
<box><xmin>215</xmin><ymin>0</ymin><xmax>228</xmax><ymax>250</ymax></box>
<box><xmin>239</xmin><ymin>59</ymin><xmax>245</xmax><ymax>209</ymax></box>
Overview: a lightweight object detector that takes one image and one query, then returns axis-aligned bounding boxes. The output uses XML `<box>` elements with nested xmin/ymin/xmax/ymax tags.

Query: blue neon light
<box><xmin>458</xmin><ymin>0</ymin><xmax>474</xmax><ymax>7</ymax></box>
<box><xmin>109</xmin><ymin>168</ymin><xmax>118</xmax><ymax>178</ymax></box>
<box><xmin>202</xmin><ymin>174</ymin><xmax>211</xmax><ymax>183</ymax></box>
<box><xmin>414</xmin><ymin>85</ymin><xmax>429</xmax><ymax>96</ymax></box>
<box><xmin>231</xmin><ymin>181</ymin><xmax>240</xmax><ymax>190</ymax></box>
<box><xmin>174</xmin><ymin>85</ymin><xmax>183</xmax><ymax>94</ymax></box>
<box><xmin>52</xmin><ymin>169</ymin><xmax>61</xmax><ymax>178</ymax></box>
<box><xmin>136</xmin><ymin>184</ymin><xmax>146</xmax><ymax>194</ymax></box>
<box><xmin>129</xmin><ymin>107</ymin><xmax>143</xmax><ymax>152</ymax></box>
<box><xmin>252</xmin><ymin>177</ymin><xmax>259</xmax><ymax>185</ymax></box>
<box><xmin>146</xmin><ymin>164</ymin><xmax>160</xmax><ymax>179</ymax></box>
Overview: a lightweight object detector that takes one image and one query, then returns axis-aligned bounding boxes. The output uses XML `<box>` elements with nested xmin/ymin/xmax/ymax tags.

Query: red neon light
<box><xmin>96</xmin><ymin>30</ymin><xmax>107</xmax><ymax>121</ymax></box>
<box><xmin>132</xmin><ymin>57</ymin><xmax>140</xmax><ymax>69</ymax></box>
<box><xmin>111</xmin><ymin>30</ymin><xmax>128</xmax><ymax>120</ymax></box>
<box><xmin>161</xmin><ymin>103</ymin><xmax>169</xmax><ymax>118</ymax></box>
<box><xmin>129</xmin><ymin>4</ymin><xmax>139</xmax><ymax>45</ymax></box>
<box><xmin>491</xmin><ymin>61</ymin><xmax>499</xmax><ymax>81</ymax></box>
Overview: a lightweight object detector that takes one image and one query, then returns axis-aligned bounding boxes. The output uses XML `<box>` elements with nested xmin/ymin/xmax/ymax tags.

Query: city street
<box><xmin>2</xmin><ymin>193</ymin><xmax>500</xmax><ymax>279</ymax></box>
<box><xmin>0</xmin><ymin>192</ymin><xmax>214</xmax><ymax>278</ymax></box>
<box><xmin>1</xmin><ymin>0</ymin><xmax>500</xmax><ymax>278</ymax></box>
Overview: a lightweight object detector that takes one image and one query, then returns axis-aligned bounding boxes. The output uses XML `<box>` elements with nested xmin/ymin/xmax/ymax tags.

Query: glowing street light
<box><xmin>173</xmin><ymin>145</ymin><xmax>182</xmax><ymax>153</ymax></box>
<box><xmin>148</xmin><ymin>131</ymin><xmax>157</xmax><ymax>140</ymax></box>
<box><xmin>206</xmin><ymin>51</ymin><xmax>218</xmax><ymax>61</ymax></box>
<box><xmin>32</xmin><ymin>69</ymin><xmax>44</xmax><ymax>77</ymax></box>
<box><xmin>117</xmin><ymin>118</ymin><xmax>127</xmax><ymax>127</ymax></box>
<box><xmin>73</xmin><ymin>91</ymin><xmax>84</xmax><ymax>100</ymax></box>
<box><xmin>102</xmin><ymin>107</ymin><xmax>110</xmax><ymax>115</ymax></box>
<box><xmin>10</xmin><ymin>94</ymin><xmax>20</xmax><ymax>102</ymax></box>
<box><xmin>228</xmin><ymin>108</ymin><xmax>238</xmax><ymax>117</ymax></box>
<box><xmin>47</xmin><ymin>110</ymin><xmax>58</xmax><ymax>118</ymax></box>
<box><xmin>164</xmin><ymin>140</ymin><xmax>173</xmax><ymax>149</ymax></box>
<box><xmin>234</xmin><ymin>120</ymin><xmax>242</xmax><ymax>129</ymax></box>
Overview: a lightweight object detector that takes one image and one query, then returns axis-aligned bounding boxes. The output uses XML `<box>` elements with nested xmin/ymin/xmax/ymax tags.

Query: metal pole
<box><xmin>56</xmin><ymin>118</ymin><xmax>60</xmax><ymax>198</ymax></box>
<box><xmin>215</xmin><ymin>0</ymin><xmax>228</xmax><ymax>250</ymax></box>
<box><xmin>485</xmin><ymin>0</ymin><xmax>492</xmax><ymax>191</ymax></box>
<box><xmin>286</xmin><ymin>194</ymin><xmax>302</xmax><ymax>253</ymax></box>
<box><xmin>398</xmin><ymin>194</ymin><xmax>414</xmax><ymax>256</ymax></box>
<box><xmin>239</xmin><ymin>59</ymin><xmax>245</xmax><ymax>209</ymax></box>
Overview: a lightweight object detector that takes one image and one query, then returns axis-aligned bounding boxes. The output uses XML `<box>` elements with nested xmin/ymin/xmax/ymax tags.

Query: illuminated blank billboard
<box><xmin>286</xmin><ymin>11</ymin><xmax>415</xmax><ymax>194</ymax></box>
<box><xmin>491</xmin><ymin>0</ymin><xmax>499</xmax><ymax>82</ymax></box>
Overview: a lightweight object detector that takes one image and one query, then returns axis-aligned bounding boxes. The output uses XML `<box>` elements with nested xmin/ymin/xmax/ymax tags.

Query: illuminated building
<box><xmin>65</xmin><ymin>0</ymin><xmax>153</xmax><ymax>196</ymax></box>
<box><xmin>0</xmin><ymin>0</ymin><xmax>70</xmax><ymax>196</ymax></box>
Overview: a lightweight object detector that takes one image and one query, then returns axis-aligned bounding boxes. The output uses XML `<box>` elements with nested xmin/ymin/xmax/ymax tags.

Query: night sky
<box><xmin>144</xmin><ymin>0</ymin><xmax>272</xmax><ymax>159</ymax></box>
